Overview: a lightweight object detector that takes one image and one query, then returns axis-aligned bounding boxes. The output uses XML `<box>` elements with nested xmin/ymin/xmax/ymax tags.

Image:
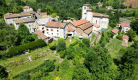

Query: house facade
<box><xmin>120</xmin><ymin>22</ymin><xmax>131</xmax><ymax>32</ymax></box>
<box><xmin>121</xmin><ymin>35</ymin><xmax>129</xmax><ymax>47</ymax></box>
<box><xmin>23</xmin><ymin>6</ymin><xmax>33</xmax><ymax>12</ymax></box>
<box><xmin>13</xmin><ymin>18</ymin><xmax>35</xmax><ymax>33</ymax></box>
<box><xmin>82</xmin><ymin>4</ymin><xmax>109</xmax><ymax>30</ymax></box>
<box><xmin>4</xmin><ymin>13</ymin><xmax>32</xmax><ymax>26</ymax></box>
<box><xmin>111</xmin><ymin>28</ymin><xmax>119</xmax><ymax>38</ymax></box>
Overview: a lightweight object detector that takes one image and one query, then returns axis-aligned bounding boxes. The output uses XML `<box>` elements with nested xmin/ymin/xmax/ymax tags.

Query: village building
<box><xmin>69</xmin><ymin>19</ymin><xmax>93</xmax><ymax>38</ymax></box>
<box><xmin>66</xmin><ymin>26</ymin><xmax>75</xmax><ymax>37</ymax></box>
<box><xmin>4</xmin><ymin>13</ymin><xmax>32</xmax><ymax>26</ymax></box>
<box><xmin>45</xmin><ymin>22</ymin><xmax>67</xmax><ymax>40</ymax></box>
<box><xmin>121</xmin><ymin>35</ymin><xmax>129</xmax><ymax>47</ymax></box>
<box><xmin>14</xmin><ymin>18</ymin><xmax>35</xmax><ymax>33</ymax></box>
<box><xmin>120</xmin><ymin>22</ymin><xmax>131</xmax><ymax>32</ymax></box>
<box><xmin>36</xmin><ymin>30</ymin><xmax>48</xmax><ymax>42</ymax></box>
<box><xmin>37</xmin><ymin>8</ymin><xmax>41</xmax><ymax>15</ymax></box>
<box><xmin>82</xmin><ymin>4</ymin><xmax>109</xmax><ymax>30</ymax></box>
<box><xmin>35</xmin><ymin>18</ymin><xmax>49</xmax><ymax>32</ymax></box>
<box><xmin>106</xmin><ymin>6</ymin><xmax>113</xmax><ymax>10</ymax></box>
<box><xmin>111</xmin><ymin>28</ymin><xmax>119</xmax><ymax>38</ymax></box>
<box><xmin>23</xmin><ymin>6</ymin><xmax>33</xmax><ymax>12</ymax></box>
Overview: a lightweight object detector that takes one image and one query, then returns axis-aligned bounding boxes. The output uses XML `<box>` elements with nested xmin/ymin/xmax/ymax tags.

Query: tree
<box><xmin>130</xmin><ymin>20</ymin><xmax>138</xmax><ymax>34</ymax></box>
<box><xmin>126</xmin><ymin>29</ymin><xmax>136</xmax><ymax>41</ymax></box>
<box><xmin>72</xmin><ymin>64</ymin><xmax>91</xmax><ymax>80</ymax></box>
<box><xmin>49</xmin><ymin>42</ymin><xmax>56</xmax><ymax>50</ymax></box>
<box><xmin>52</xmin><ymin>13</ymin><xmax>57</xmax><ymax>17</ymax></box>
<box><xmin>0</xmin><ymin>22</ymin><xmax>17</xmax><ymax>50</ymax></box>
<box><xmin>45</xmin><ymin>5</ymin><xmax>53</xmax><ymax>15</ymax></box>
<box><xmin>56</xmin><ymin>41</ymin><xmax>66</xmax><ymax>52</ymax></box>
<box><xmin>13</xmin><ymin>7</ymin><xmax>17</xmax><ymax>13</ymax></box>
<box><xmin>129</xmin><ymin>4</ymin><xmax>132</xmax><ymax>8</ymax></box>
<box><xmin>59</xmin><ymin>9</ymin><xmax>66</xmax><ymax>22</ymax></box>
<box><xmin>0</xmin><ymin>65</ymin><xmax>8</xmax><ymax>78</ymax></box>
<box><xmin>82</xmin><ymin>38</ymin><xmax>90</xmax><ymax>47</ymax></box>
<box><xmin>17</xmin><ymin>23</ymin><xmax>34</xmax><ymax>45</ymax></box>
<box><xmin>132</xmin><ymin>11</ymin><xmax>136</xmax><ymax>17</ymax></box>
<box><xmin>15</xmin><ymin>0</ymin><xmax>21</xmax><ymax>5</ymax></box>
<box><xmin>17</xmin><ymin>6</ymin><xmax>23</xmax><ymax>13</ymax></box>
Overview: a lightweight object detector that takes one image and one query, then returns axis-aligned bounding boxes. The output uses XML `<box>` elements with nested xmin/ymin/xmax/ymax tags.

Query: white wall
<box><xmin>82</xmin><ymin>5</ymin><xmax>90</xmax><ymax>19</ymax></box>
<box><xmin>93</xmin><ymin>26</ymin><xmax>101</xmax><ymax>31</ymax></box>
<box><xmin>121</xmin><ymin>27</ymin><xmax>131</xmax><ymax>32</ymax></box>
<box><xmin>23</xmin><ymin>7</ymin><xmax>33</xmax><ymax>12</ymax></box>
<box><xmin>86</xmin><ymin>11</ymin><xmax>93</xmax><ymax>23</ymax></box>
<box><xmin>99</xmin><ymin>17</ymin><xmax>109</xmax><ymax>29</ymax></box>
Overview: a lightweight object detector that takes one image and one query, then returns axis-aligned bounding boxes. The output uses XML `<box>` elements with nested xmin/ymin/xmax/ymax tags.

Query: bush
<box><xmin>6</xmin><ymin>39</ymin><xmax>46</xmax><ymax>57</ymax></box>
<box><xmin>82</xmin><ymin>38</ymin><xmax>90</xmax><ymax>47</ymax></box>
<box><xmin>49</xmin><ymin>42</ymin><xmax>56</xmax><ymax>50</ymax></box>
<box><xmin>116</xmin><ymin>34</ymin><xmax>122</xmax><ymax>40</ymax></box>
<box><xmin>59</xmin><ymin>50</ymin><xmax>65</xmax><ymax>58</ymax></box>
<box><xmin>56</xmin><ymin>41</ymin><xmax>66</xmax><ymax>52</ymax></box>
<box><xmin>58</xmin><ymin>38</ymin><xmax>65</xmax><ymax>42</ymax></box>
<box><xmin>79</xmin><ymin>42</ymin><xmax>86</xmax><ymax>47</ymax></box>
<box><xmin>119</xmin><ymin>48</ymin><xmax>126</xmax><ymax>54</ymax></box>
<box><xmin>0</xmin><ymin>65</ymin><xmax>8</xmax><ymax>78</ymax></box>
<box><xmin>70</xmin><ymin>41</ymin><xmax>78</xmax><ymax>46</ymax></box>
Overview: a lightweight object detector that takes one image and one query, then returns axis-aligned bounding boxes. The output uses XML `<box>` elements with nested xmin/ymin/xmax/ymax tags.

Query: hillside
<box><xmin>124</xmin><ymin>0</ymin><xmax>138</xmax><ymax>8</ymax></box>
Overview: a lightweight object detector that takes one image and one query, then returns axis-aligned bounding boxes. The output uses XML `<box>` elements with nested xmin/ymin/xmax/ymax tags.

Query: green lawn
<box><xmin>105</xmin><ymin>38</ymin><xmax>126</xmax><ymax>59</ymax></box>
<box><xmin>65</xmin><ymin>37</ymin><xmax>77</xmax><ymax>47</ymax></box>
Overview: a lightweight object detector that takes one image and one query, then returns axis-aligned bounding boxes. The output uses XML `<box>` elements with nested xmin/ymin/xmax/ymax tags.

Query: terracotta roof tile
<box><xmin>98</xmin><ymin>30</ymin><xmax>102</xmax><ymax>34</ymax></box>
<box><xmin>36</xmin><ymin>30</ymin><xmax>47</xmax><ymax>40</ymax></box>
<box><xmin>77</xmin><ymin>22</ymin><xmax>93</xmax><ymax>30</ymax></box>
<box><xmin>23</xmin><ymin>6</ymin><xmax>29</xmax><ymax>9</ymax></box>
<box><xmin>93</xmin><ymin>23</ymin><xmax>100</xmax><ymax>27</ymax></box>
<box><xmin>4</xmin><ymin>13</ymin><xmax>31</xmax><ymax>18</ymax></box>
<box><xmin>67</xmin><ymin>26</ymin><xmax>75</xmax><ymax>32</ymax></box>
<box><xmin>37</xmin><ymin>8</ymin><xmax>41</xmax><ymax>11</ymax></box>
<box><xmin>93</xmin><ymin>12</ymin><xmax>109</xmax><ymax>17</ymax></box>
<box><xmin>122</xmin><ymin>35</ymin><xmax>129</xmax><ymax>40</ymax></box>
<box><xmin>111</xmin><ymin>28</ymin><xmax>119</xmax><ymax>34</ymax></box>
<box><xmin>83</xmin><ymin>4</ymin><xmax>90</xmax><ymax>6</ymax></box>
<box><xmin>121</xmin><ymin>22</ymin><xmax>131</xmax><ymax>28</ymax></box>
<box><xmin>84</xmin><ymin>28</ymin><xmax>92</xmax><ymax>34</ymax></box>
<box><xmin>46</xmin><ymin>22</ymin><xmax>66</xmax><ymax>28</ymax></box>
<box><xmin>71</xmin><ymin>19</ymin><xmax>90</xmax><ymax>26</ymax></box>
<box><xmin>87</xmin><ymin>9</ymin><xmax>92</xmax><ymax>11</ymax></box>
<box><xmin>14</xmin><ymin>19</ymin><xmax>26</xmax><ymax>23</ymax></box>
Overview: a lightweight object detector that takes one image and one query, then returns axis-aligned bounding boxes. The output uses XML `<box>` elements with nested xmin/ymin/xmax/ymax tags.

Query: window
<box><xmin>126</xmin><ymin>29</ymin><xmax>128</xmax><ymax>30</ymax></box>
<box><xmin>29</xmin><ymin>25</ymin><xmax>31</xmax><ymax>27</ymax></box>
<box><xmin>57</xmin><ymin>30</ymin><xmax>59</xmax><ymax>32</ymax></box>
<box><xmin>52</xmin><ymin>33</ymin><xmax>53</xmax><ymax>35</ymax></box>
<box><xmin>84</xmin><ymin>7</ymin><xmax>86</xmax><ymax>9</ymax></box>
<box><xmin>57</xmin><ymin>33</ymin><xmax>59</xmax><ymax>35</ymax></box>
<box><xmin>47</xmin><ymin>32</ymin><xmax>49</xmax><ymax>34</ymax></box>
<box><xmin>51</xmin><ymin>29</ymin><xmax>53</xmax><ymax>31</ymax></box>
<box><xmin>96</xmin><ymin>20</ymin><xmax>97</xmax><ymax>24</ymax></box>
<box><xmin>42</xmin><ymin>31</ymin><xmax>44</xmax><ymax>33</ymax></box>
<box><xmin>42</xmin><ymin>27</ymin><xmax>44</xmax><ymax>29</ymax></box>
<box><xmin>46</xmin><ymin>29</ymin><xmax>49</xmax><ymax>31</ymax></box>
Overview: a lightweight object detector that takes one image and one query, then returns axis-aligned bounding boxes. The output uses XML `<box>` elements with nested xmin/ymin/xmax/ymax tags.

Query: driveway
<box><xmin>119</xmin><ymin>18</ymin><xmax>131</xmax><ymax>23</ymax></box>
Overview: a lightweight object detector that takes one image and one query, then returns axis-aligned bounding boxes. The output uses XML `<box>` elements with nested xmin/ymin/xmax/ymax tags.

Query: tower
<box><xmin>86</xmin><ymin>9</ymin><xmax>93</xmax><ymax>23</ymax></box>
<box><xmin>82</xmin><ymin>4</ymin><xmax>90</xmax><ymax>19</ymax></box>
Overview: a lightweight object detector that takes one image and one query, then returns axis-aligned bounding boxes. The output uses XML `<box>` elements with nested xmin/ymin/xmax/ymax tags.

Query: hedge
<box><xmin>6</xmin><ymin>39</ymin><xmax>46</xmax><ymax>57</ymax></box>
<box><xmin>70</xmin><ymin>41</ymin><xmax>78</xmax><ymax>46</ymax></box>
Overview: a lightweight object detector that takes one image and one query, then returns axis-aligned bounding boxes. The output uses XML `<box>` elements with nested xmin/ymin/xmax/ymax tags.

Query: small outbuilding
<box><xmin>111</xmin><ymin>28</ymin><xmax>119</xmax><ymax>38</ymax></box>
<box><xmin>121</xmin><ymin>35</ymin><xmax>129</xmax><ymax>47</ymax></box>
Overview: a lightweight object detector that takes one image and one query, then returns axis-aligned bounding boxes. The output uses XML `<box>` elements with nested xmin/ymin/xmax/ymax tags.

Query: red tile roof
<box><xmin>87</xmin><ymin>9</ymin><xmax>92</xmax><ymax>11</ymax></box>
<box><xmin>111</xmin><ymin>28</ymin><xmax>119</xmax><ymax>34</ymax></box>
<box><xmin>23</xmin><ymin>6</ymin><xmax>29</xmax><ymax>9</ymax></box>
<box><xmin>121</xmin><ymin>22</ymin><xmax>131</xmax><ymax>28</ymax></box>
<box><xmin>37</xmin><ymin>8</ymin><xmax>41</xmax><ymax>11</ymax></box>
<box><xmin>71</xmin><ymin>19</ymin><xmax>90</xmax><ymax>26</ymax></box>
<box><xmin>36</xmin><ymin>30</ymin><xmax>47</xmax><ymax>40</ymax></box>
<box><xmin>84</xmin><ymin>28</ymin><xmax>92</xmax><ymax>34</ymax></box>
<box><xmin>14</xmin><ymin>19</ymin><xmax>26</xmax><ymax>23</ymax></box>
<box><xmin>93</xmin><ymin>23</ymin><xmax>100</xmax><ymax>27</ymax></box>
<box><xmin>93</xmin><ymin>12</ymin><xmax>109</xmax><ymax>17</ymax></box>
<box><xmin>122</xmin><ymin>35</ymin><xmax>129</xmax><ymax>40</ymax></box>
<box><xmin>77</xmin><ymin>22</ymin><xmax>93</xmax><ymax>30</ymax></box>
<box><xmin>46</xmin><ymin>22</ymin><xmax>66</xmax><ymax>28</ymax></box>
<box><xmin>67</xmin><ymin>26</ymin><xmax>75</xmax><ymax>32</ymax></box>
<box><xmin>4</xmin><ymin>13</ymin><xmax>31</xmax><ymax>18</ymax></box>
<box><xmin>98</xmin><ymin>30</ymin><xmax>102</xmax><ymax>34</ymax></box>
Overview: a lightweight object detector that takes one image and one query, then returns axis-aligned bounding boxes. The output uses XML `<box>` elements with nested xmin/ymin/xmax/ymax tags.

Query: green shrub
<box><xmin>49</xmin><ymin>42</ymin><xmax>56</xmax><ymax>50</ymax></box>
<box><xmin>82</xmin><ymin>38</ymin><xmax>90</xmax><ymax>47</ymax></box>
<box><xmin>70</xmin><ymin>41</ymin><xmax>78</xmax><ymax>46</ymax></box>
<box><xmin>116</xmin><ymin>34</ymin><xmax>122</xmax><ymax>40</ymax></box>
<box><xmin>6</xmin><ymin>39</ymin><xmax>46</xmax><ymax>57</ymax></box>
<box><xmin>59</xmin><ymin>50</ymin><xmax>65</xmax><ymax>58</ymax></box>
<box><xmin>58</xmin><ymin>38</ymin><xmax>65</xmax><ymax>42</ymax></box>
<box><xmin>56</xmin><ymin>41</ymin><xmax>66</xmax><ymax>52</ymax></box>
<box><xmin>79</xmin><ymin>42</ymin><xmax>86</xmax><ymax>47</ymax></box>
<box><xmin>119</xmin><ymin>48</ymin><xmax>126</xmax><ymax>54</ymax></box>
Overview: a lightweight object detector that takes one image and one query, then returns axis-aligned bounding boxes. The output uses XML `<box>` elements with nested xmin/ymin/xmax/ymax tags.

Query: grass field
<box><xmin>105</xmin><ymin>38</ymin><xmax>127</xmax><ymax>59</ymax></box>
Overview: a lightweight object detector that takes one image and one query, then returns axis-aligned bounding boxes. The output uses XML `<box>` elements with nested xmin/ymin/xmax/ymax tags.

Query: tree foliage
<box><xmin>45</xmin><ymin>5</ymin><xmax>53</xmax><ymax>15</ymax></box>
<box><xmin>17</xmin><ymin>23</ymin><xmax>34</xmax><ymax>45</ymax></box>
<box><xmin>126</xmin><ymin>29</ymin><xmax>136</xmax><ymax>42</ymax></box>
<box><xmin>56</xmin><ymin>41</ymin><xmax>66</xmax><ymax>52</ymax></box>
<box><xmin>0</xmin><ymin>65</ymin><xmax>8</xmax><ymax>78</ymax></box>
<box><xmin>130</xmin><ymin>20</ymin><xmax>138</xmax><ymax>34</ymax></box>
<box><xmin>82</xmin><ymin>38</ymin><xmax>90</xmax><ymax>47</ymax></box>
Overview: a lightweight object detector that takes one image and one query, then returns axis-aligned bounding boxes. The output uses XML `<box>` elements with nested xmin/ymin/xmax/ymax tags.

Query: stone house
<box><xmin>4</xmin><ymin>13</ymin><xmax>32</xmax><ymax>26</ymax></box>
<box><xmin>111</xmin><ymin>28</ymin><xmax>119</xmax><ymax>38</ymax></box>
<box><xmin>121</xmin><ymin>35</ymin><xmax>129</xmax><ymax>47</ymax></box>
<box><xmin>66</xmin><ymin>26</ymin><xmax>75</xmax><ymax>37</ymax></box>
<box><xmin>70</xmin><ymin>19</ymin><xmax>93</xmax><ymax>38</ymax></box>
<box><xmin>13</xmin><ymin>18</ymin><xmax>35</xmax><ymax>33</ymax></box>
